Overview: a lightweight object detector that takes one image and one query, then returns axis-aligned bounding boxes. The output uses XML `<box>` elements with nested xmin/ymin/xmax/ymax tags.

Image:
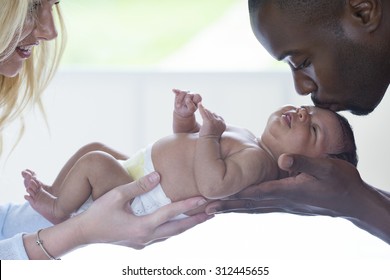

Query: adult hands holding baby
<box><xmin>79</xmin><ymin>171</ymin><xmax>210</xmax><ymax>249</ymax></box>
<box><xmin>206</xmin><ymin>154</ymin><xmax>390</xmax><ymax>244</ymax></box>
<box><xmin>23</xmin><ymin>172</ymin><xmax>211</xmax><ymax>259</ymax></box>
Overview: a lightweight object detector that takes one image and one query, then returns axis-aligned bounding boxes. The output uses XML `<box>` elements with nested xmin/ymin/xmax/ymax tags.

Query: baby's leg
<box><xmin>22</xmin><ymin>169</ymin><xmax>51</xmax><ymax>194</ymax></box>
<box><xmin>24</xmin><ymin>177</ymin><xmax>62</xmax><ymax>224</ymax></box>
<box><xmin>51</xmin><ymin>142</ymin><xmax>129</xmax><ymax>196</ymax></box>
<box><xmin>53</xmin><ymin>151</ymin><xmax>133</xmax><ymax>221</ymax></box>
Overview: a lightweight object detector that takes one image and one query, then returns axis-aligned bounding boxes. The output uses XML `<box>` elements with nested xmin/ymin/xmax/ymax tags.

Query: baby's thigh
<box><xmin>81</xmin><ymin>151</ymin><xmax>133</xmax><ymax>199</ymax></box>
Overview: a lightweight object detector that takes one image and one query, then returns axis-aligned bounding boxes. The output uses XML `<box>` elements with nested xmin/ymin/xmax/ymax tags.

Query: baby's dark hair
<box><xmin>328</xmin><ymin>112</ymin><xmax>358</xmax><ymax>167</ymax></box>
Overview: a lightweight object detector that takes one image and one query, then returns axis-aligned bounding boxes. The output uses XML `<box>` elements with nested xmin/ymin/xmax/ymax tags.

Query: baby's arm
<box><xmin>194</xmin><ymin>104</ymin><xmax>274</xmax><ymax>199</ymax></box>
<box><xmin>172</xmin><ymin>89</ymin><xmax>202</xmax><ymax>133</ymax></box>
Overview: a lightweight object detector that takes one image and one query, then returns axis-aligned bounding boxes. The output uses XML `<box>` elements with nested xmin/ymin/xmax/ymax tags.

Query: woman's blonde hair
<box><xmin>0</xmin><ymin>0</ymin><xmax>67</xmax><ymax>153</ymax></box>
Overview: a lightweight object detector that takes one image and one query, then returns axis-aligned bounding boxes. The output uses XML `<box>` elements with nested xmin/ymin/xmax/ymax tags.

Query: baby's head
<box><xmin>261</xmin><ymin>105</ymin><xmax>358</xmax><ymax>166</ymax></box>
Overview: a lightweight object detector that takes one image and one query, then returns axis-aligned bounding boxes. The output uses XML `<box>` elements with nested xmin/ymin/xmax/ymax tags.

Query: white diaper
<box><xmin>122</xmin><ymin>144</ymin><xmax>188</xmax><ymax>220</ymax></box>
<box><xmin>76</xmin><ymin>145</ymin><xmax>188</xmax><ymax>220</ymax></box>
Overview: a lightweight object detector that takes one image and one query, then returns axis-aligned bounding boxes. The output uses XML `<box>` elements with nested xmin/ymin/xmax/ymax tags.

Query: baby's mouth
<box><xmin>282</xmin><ymin>113</ymin><xmax>292</xmax><ymax>128</ymax></box>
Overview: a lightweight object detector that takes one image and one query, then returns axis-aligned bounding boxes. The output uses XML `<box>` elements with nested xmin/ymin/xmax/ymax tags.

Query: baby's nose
<box><xmin>297</xmin><ymin>107</ymin><xmax>308</xmax><ymax>121</ymax></box>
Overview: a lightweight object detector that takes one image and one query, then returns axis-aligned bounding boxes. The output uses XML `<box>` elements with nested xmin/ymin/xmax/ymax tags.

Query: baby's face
<box><xmin>261</xmin><ymin>105</ymin><xmax>343</xmax><ymax>159</ymax></box>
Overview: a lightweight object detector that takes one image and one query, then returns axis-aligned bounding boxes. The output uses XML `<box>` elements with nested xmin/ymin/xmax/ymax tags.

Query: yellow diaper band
<box><xmin>122</xmin><ymin>148</ymin><xmax>145</xmax><ymax>180</ymax></box>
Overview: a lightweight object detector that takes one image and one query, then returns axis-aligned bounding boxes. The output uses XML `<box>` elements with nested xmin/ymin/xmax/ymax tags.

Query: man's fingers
<box><xmin>142</xmin><ymin>197</ymin><xmax>211</xmax><ymax>241</ymax></box>
<box><xmin>227</xmin><ymin>172</ymin><xmax>316</xmax><ymax>202</ymax></box>
<box><xmin>205</xmin><ymin>199</ymin><xmax>290</xmax><ymax>214</ymax></box>
<box><xmin>153</xmin><ymin>212</ymin><xmax>211</xmax><ymax>241</ymax></box>
<box><xmin>148</xmin><ymin>197</ymin><xmax>208</xmax><ymax>226</ymax></box>
<box><xmin>205</xmin><ymin>198</ymin><xmax>318</xmax><ymax>217</ymax></box>
<box><xmin>234</xmin><ymin>178</ymin><xmax>297</xmax><ymax>199</ymax></box>
<box><xmin>278</xmin><ymin>153</ymin><xmax>334</xmax><ymax>179</ymax></box>
<box><xmin>227</xmin><ymin>155</ymin><xmax>336</xmax><ymax>201</ymax></box>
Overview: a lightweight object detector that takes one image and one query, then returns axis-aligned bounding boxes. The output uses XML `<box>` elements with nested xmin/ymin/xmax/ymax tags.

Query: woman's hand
<box><xmin>24</xmin><ymin>172</ymin><xmax>212</xmax><ymax>259</ymax></box>
<box><xmin>205</xmin><ymin>154</ymin><xmax>390</xmax><ymax>244</ymax></box>
<box><xmin>78</xmin><ymin>171</ymin><xmax>211</xmax><ymax>249</ymax></box>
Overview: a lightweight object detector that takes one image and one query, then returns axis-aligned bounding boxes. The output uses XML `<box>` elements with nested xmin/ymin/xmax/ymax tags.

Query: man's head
<box><xmin>249</xmin><ymin>0</ymin><xmax>390</xmax><ymax>115</ymax></box>
<box><xmin>261</xmin><ymin>105</ymin><xmax>358</xmax><ymax>167</ymax></box>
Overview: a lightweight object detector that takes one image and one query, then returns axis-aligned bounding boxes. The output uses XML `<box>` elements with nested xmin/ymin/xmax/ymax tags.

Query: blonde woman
<box><xmin>0</xmin><ymin>1</ymin><xmax>209</xmax><ymax>260</ymax></box>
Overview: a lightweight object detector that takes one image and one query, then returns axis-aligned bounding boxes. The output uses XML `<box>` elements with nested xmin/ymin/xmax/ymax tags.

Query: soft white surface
<box><xmin>65</xmin><ymin>213</ymin><xmax>390</xmax><ymax>260</ymax></box>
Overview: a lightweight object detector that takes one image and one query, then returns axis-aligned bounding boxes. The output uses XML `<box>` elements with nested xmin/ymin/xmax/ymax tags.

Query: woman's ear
<box><xmin>346</xmin><ymin>0</ymin><xmax>382</xmax><ymax>32</ymax></box>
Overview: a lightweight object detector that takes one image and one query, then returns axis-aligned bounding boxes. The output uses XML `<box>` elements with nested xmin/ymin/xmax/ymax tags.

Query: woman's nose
<box><xmin>33</xmin><ymin>9</ymin><xmax>58</xmax><ymax>41</ymax></box>
<box><xmin>292</xmin><ymin>71</ymin><xmax>318</xmax><ymax>96</ymax></box>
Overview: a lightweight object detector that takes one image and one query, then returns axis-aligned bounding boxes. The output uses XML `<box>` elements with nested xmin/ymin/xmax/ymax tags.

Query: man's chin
<box><xmin>347</xmin><ymin>102</ymin><xmax>378</xmax><ymax>116</ymax></box>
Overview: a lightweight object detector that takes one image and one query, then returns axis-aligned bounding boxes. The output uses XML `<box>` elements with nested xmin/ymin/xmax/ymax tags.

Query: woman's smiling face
<box><xmin>0</xmin><ymin>1</ymin><xmax>59</xmax><ymax>77</ymax></box>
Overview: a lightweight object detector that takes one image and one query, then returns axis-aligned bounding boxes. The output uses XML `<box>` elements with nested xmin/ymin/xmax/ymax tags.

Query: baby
<box><xmin>24</xmin><ymin>89</ymin><xmax>357</xmax><ymax>224</ymax></box>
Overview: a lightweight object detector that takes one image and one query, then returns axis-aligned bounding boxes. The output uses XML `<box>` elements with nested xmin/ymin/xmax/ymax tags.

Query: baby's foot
<box><xmin>22</xmin><ymin>169</ymin><xmax>57</xmax><ymax>196</ymax></box>
<box><xmin>24</xmin><ymin>178</ymin><xmax>68</xmax><ymax>224</ymax></box>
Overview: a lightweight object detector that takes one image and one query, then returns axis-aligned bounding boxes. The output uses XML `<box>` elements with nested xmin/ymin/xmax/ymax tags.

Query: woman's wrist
<box><xmin>23</xmin><ymin>215</ymin><xmax>86</xmax><ymax>259</ymax></box>
<box><xmin>35</xmin><ymin>229</ymin><xmax>61</xmax><ymax>260</ymax></box>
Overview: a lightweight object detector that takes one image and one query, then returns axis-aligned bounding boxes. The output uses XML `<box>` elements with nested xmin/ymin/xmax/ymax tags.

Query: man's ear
<box><xmin>346</xmin><ymin>0</ymin><xmax>382</xmax><ymax>32</ymax></box>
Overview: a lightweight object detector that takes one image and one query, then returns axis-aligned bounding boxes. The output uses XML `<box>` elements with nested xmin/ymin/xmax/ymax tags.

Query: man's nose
<box><xmin>292</xmin><ymin>71</ymin><xmax>317</xmax><ymax>96</ymax></box>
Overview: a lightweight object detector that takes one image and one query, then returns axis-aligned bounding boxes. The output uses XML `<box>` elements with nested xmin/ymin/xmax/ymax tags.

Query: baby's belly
<box><xmin>152</xmin><ymin>134</ymin><xmax>200</xmax><ymax>202</ymax></box>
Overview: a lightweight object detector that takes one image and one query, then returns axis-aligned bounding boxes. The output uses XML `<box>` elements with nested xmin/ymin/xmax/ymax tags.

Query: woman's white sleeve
<box><xmin>0</xmin><ymin>203</ymin><xmax>52</xmax><ymax>260</ymax></box>
<box><xmin>0</xmin><ymin>233</ymin><xmax>29</xmax><ymax>259</ymax></box>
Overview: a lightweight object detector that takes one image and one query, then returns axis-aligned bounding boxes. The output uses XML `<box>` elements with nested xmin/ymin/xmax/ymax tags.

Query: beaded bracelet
<box><xmin>36</xmin><ymin>229</ymin><xmax>61</xmax><ymax>260</ymax></box>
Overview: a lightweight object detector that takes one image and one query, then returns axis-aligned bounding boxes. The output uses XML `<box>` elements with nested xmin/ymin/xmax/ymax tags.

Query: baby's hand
<box><xmin>198</xmin><ymin>103</ymin><xmax>226</xmax><ymax>138</ymax></box>
<box><xmin>173</xmin><ymin>89</ymin><xmax>202</xmax><ymax>118</ymax></box>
